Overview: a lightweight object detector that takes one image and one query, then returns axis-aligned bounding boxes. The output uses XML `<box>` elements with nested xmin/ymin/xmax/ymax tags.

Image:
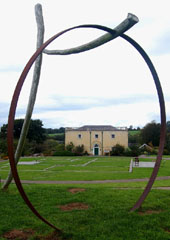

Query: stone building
<box><xmin>65</xmin><ymin>125</ymin><xmax>128</xmax><ymax>156</ymax></box>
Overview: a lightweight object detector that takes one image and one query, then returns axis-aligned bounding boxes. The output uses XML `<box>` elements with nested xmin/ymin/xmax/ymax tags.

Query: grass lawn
<box><xmin>0</xmin><ymin>156</ymin><xmax>170</xmax><ymax>239</ymax></box>
<box><xmin>0</xmin><ymin>156</ymin><xmax>170</xmax><ymax>182</ymax></box>
<box><xmin>1</xmin><ymin>184</ymin><xmax>170</xmax><ymax>239</ymax></box>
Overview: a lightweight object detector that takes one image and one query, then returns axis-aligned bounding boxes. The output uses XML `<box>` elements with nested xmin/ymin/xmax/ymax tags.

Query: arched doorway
<box><xmin>94</xmin><ymin>144</ymin><xmax>99</xmax><ymax>155</ymax></box>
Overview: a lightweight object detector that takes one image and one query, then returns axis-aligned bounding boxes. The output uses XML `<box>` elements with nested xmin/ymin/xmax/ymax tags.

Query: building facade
<box><xmin>65</xmin><ymin>125</ymin><xmax>128</xmax><ymax>156</ymax></box>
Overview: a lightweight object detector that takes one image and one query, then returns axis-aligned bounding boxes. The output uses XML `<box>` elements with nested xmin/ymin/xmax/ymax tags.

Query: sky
<box><xmin>1</xmin><ymin>0</ymin><xmax>170</xmax><ymax>129</ymax></box>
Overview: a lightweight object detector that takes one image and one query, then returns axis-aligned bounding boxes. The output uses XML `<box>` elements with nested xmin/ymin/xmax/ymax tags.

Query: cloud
<box><xmin>0</xmin><ymin>94</ymin><xmax>158</xmax><ymax>127</ymax></box>
<box><xmin>149</xmin><ymin>32</ymin><xmax>170</xmax><ymax>56</ymax></box>
<box><xmin>31</xmin><ymin>94</ymin><xmax>157</xmax><ymax>113</ymax></box>
<box><xmin>30</xmin><ymin>100</ymin><xmax>161</xmax><ymax>128</ymax></box>
<box><xmin>0</xmin><ymin>65</ymin><xmax>23</xmax><ymax>73</ymax></box>
<box><xmin>1</xmin><ymin>0</ymin><xmax>170</xmax><ymax>129</ymax></box>
<box><xmin>2</xmin><ymin>93</ymin><xmax>168</xmax><ymax>130</ymax></box>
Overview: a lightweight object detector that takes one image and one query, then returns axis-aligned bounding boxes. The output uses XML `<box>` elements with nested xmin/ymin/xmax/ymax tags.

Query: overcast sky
<box><xmin>1</xmin><ymin>0</ymin><xmax>170</xmax><ymax>129</ymax></box>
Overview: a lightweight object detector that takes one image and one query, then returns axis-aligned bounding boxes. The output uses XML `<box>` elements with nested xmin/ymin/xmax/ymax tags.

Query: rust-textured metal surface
<box><xmin>120</xmin><ymin>34</ymin><xmax>166</xmax><ymax>211</ymax></box>
<box><xmin>7</xmin><ymin>24</ymin><xmax>166</xmax><ymax>230</ymax></box>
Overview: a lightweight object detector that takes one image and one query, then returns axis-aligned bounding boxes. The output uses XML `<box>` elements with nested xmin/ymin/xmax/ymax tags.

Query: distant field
<box><xmin>1</xmin><ymin>156</ymin><xmax>170</xmax><ymax>184</ymax></box>
<box><xmin>128</xmin><ymin>130</ymin><xmax>140</xmax><ymax>136</ymax></box>
<box><xmin>48</xmin><ymin>133</ymin><xmax>64</xmax><ymax>137</ymax></box>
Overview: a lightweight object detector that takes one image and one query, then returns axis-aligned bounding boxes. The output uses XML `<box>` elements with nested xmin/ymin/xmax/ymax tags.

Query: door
<box><xmin>94</xmin><ymin>144</ymin><xmax>99</xmax><ymax>155</ymax></box>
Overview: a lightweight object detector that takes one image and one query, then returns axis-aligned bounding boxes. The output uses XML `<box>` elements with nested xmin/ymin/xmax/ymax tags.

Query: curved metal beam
<box><xmin>120</xmin><ymin>34</ymin><xmax>166</xmax><ymax>211</ymax></box>
<box><xmin>7</xmin><ymin>24</ymin><xmax>125</xmax><ymax>231</ymax></box>
<box><xmin>7</xmin><ymin>24</ymin><xmax>166</xmax><ymax>232</ymax></box>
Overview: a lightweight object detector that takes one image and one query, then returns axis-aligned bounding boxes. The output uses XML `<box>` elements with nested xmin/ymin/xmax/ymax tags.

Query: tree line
<box><xmin>1</xmin><ymin>119</ymin><xmax>170</xmax><ymax>158</ymax></box>
<box><xmin>0</xmin><ymin>119</ymin><xmax>65</xmax><ymax>158</ymax></box>
<box><xmin>129</xmin><ymin>120</ymin><xmax>170</xmax><ymax>154</ymax></box>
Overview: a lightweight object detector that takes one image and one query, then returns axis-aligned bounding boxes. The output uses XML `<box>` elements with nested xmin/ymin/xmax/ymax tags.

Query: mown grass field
<box><xmin>1</xmin><ymin>156</ymin><xmax>170</xmax><ymax>239</ymax></box>
<box><xmin>0</xmin><ymin>156</ymin><xmax>170</xmax><ymax>183</ymax></box>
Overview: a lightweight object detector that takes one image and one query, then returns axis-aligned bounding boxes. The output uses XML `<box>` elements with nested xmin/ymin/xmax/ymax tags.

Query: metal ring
<box><xmin>7</xmin><ymin>24</ymin><xmax>166</xmax><ymax>230</ymax></box>
<box><xmin>120</xmin><ymin>34</ymin><xmax>166</xmax><ymax>211</ymax></box>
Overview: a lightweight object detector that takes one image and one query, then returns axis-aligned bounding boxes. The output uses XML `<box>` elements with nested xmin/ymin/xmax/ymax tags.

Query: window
<box><xmin>95</xmin><ymin>134</ymin><xmax>98</xmax><ymax>139</ymax></box>
<box><xmin>78</xmin><ymin>134</ymin><xmax>82</xmax><ymax>139</ymax></box>
<box><xmin>111</xmin><ymin>134</ymin><xmax>115</xmax><ymax>138</ymax></box>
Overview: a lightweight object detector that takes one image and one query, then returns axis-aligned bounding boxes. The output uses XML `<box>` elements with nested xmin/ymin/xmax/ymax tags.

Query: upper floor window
<box><xmin>95</xmin><ymin>134</ymin><xmax>98</xmax><ymax>139</ymax></box>
<box><xmin>78</xmin><ymin>134</ymin><xmax>82</xmax><ymax>139</ymax></box>
<box><xmin>111</xmin><ymin>134</ymin><xmax>115</xmax><ymax>138</ymax></box>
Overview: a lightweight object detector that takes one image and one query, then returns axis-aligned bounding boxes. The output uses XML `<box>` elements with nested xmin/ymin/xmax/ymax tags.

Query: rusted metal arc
<box><xmin>7</xmin><ymin>24</ymin><xmax>166</xmax><ymax>231</ymax></box>
<box><xmin>120</xmin><ymin>34</ymin><xmax>166</xmax><ymax>211</ymax></box>
<box><xmin>7</xmin><ymin>24</ymin><xmax>120</xmax><ymax>231</ymax></box>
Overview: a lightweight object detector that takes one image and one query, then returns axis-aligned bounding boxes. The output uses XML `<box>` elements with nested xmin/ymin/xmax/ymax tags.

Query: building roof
<box><xmin>66</xmin><ymin>125</ymin><xmax>127</xmax><ymax>131</ymax></box>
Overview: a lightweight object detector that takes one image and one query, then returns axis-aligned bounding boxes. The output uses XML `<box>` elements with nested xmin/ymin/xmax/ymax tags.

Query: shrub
<box><xmin>41</xmin><ymin>139</ymin><xmax>59</xmax><ymax>156</ymax></box>
<box><xmin>84</xmin><ymin>151</ymin><xmax>89</xmax><ymax>156</ymax></box>
<box><xmin>124</xmin><ymin>148</ymin><xmax>132</xmax><ymax>156</ymax></box>
<box><xmin>65</xmin><ymin>142</ymin><xmax>74</xmax><ymax>152</ymax></box>
<box><xmin>163</xmin><ymin>148</ymin><xmax>170</xmax><ymax>155</ymax></box>
<box><xmin>53</xmin><ymin>150</ymin><xmax>75</xmax><ymax>156</ymax></box>
<box><xmin>128</xmin><ymin>145</ymin><xmax>141</xmax><ymax>157</ymax></box>
<box><xmin>123</xmin><ymin>146</ymin><xmax>142</xmax><ymax>157</ymax></box>
<box><xmin>73</xmin><ymin>145</ymin><xmax>84</xmax><ymax>156</ymax></box>
<box><xmin>65</xmin><ymin>143</ymin><xmax>85</xmax><ymax>156</ymax></box>
<box><xmin>110</xmin><ymin>144</ymin><xmax>125</xmax><ymax>156</ymax></box>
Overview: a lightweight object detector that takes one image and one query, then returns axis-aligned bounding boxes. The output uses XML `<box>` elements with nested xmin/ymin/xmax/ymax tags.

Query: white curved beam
<box><xmin>43</xmin><ymin>13</ymin><xmax>139</xmax><ymax>55</ymax></box>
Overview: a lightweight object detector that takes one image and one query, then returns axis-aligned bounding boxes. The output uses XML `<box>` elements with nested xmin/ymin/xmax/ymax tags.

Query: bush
<box><xmin>0</xmin><ymin>138</ymin><xmax>8</xmax><ymax>156</ymax></box>
<box><xmin>41</xmin><ymin>139</ymin><xmax>59</xmax><ymax>156</ymax></box>
<box><xmin>65</xmin><ymin>142</ymin><xmax>74</xmax><ymax>152</ymax></box>
<box><xmin>84</xmin><ymin>151</ymin><xmax>89</xmax><ymax>156</ymax></box>
<box><xmin>130</xmin><ymin>145</ymin><xmax>141</xmax><ymax>156</ymax></box>
<box><xmin>163</xmin><ymin>148</ymin><xmax>170</xmax><ymax>155</ymax></box>
<box><xmin>124</xmin><ymin>148</ymin><xmax>132</xmax><ymax>156</ymax></box>
<box><xmin>53</xmin><ymin>150</ymin><xmax>75</xmax><ymax>156</ymax></box>
<box><xmin>0</xmin><ymin>138</ymin><xmax>18</xmax><ymax>156</ymax></box>
<box><xmin>73</xmin><ymin>145</ymin><xmax>84</xmax><ymax>156</ymax></box>
<box><xmin>42</xmin><ymin>141</ymin><xmax>65</xmax><ymax>156</ymax></box>
<box><xmin>53</xmin><ymin>134</ymin><xmax>65</xmax><ymax>142</ymax></box>
<box><xmin>65</xmin><ymin>143</ymin><xmax>85</xmax><ymax>156</ymax></box>
<box><xmin>110</xmin><ymin>144</ymin><xmax>125</xmax><ymax>156</ymax></box>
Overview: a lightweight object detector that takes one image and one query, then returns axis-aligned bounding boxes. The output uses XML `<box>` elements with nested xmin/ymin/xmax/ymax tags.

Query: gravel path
<box><xmin>1</xmin><ymin>176</ymin><xmax>170</xmax><ymax>185</ymax></box>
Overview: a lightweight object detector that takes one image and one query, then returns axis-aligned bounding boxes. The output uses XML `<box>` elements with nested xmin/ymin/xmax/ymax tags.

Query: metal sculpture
<box><xmin>7</xmin><ymin>5</ymin><xmax>166</xmax><ymax>231</ymax></box>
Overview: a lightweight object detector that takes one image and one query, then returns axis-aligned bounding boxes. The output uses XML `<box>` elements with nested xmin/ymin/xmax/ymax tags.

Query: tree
<box><xmin>128</xmin><ymin>125</ymin><xmax>133</xmax><ymax>131</ymax></box>
<box><xmin>2</xmin><ymin>118</ymin><xmax>46</xmax><ymax>190</ymax></box>
<box><xmin>27</xmin><ymin>119</ymin><xmax>46</xmax><ymax>143</ymax></box>
<box><xmin>128</xmin><ymin>133</ymin><xmax>141</xmax><ymax>145</ymax></box>
<box><xmin>45</xmin><ymin>127</ymin><xmax>65</xmax><ymax>134</ymax></box>
<box><xmin>140</xmin><ymin>121</ymin><xmax>161</xmax><ymax>146</ymax></box>
<box><xmin>53</xmin><ymin>134</ymin><xmax>65</xmax><ymax>142</ymax></box>
<box><xmin>129</xmin><ymin>145</ymin><xmax>141</xmax><ymax>157</ymax></box>
<box><xmin>165</xmin><ymin>122</ymin><xmax>170</xmax><ymax>154</ymax></box>
<box><xmin>165</xmin><ymin>133</ymin><xmax>170</xmax><ymax>153</ymax></box>
<box><xmin>1</xmin><ymin>119</ymin><xmax>46</xmax><ymax>143</ymax></box>
<box><xmin>166</xmin><ymin>121</ymin><xmax>170</xmax><ymax>133</ymax></box>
